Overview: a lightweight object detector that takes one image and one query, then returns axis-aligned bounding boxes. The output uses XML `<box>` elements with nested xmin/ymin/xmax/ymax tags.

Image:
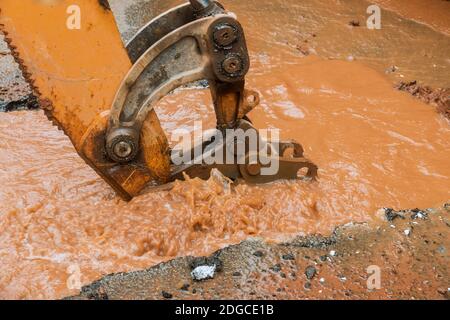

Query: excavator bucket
<box><xmin>1</xmin><ymin>0</ymin><xmax>318</xmax><ymax>201</ymax></box>
<box><xmin>0</xmin><ymin>0</ymin><xmax>171</xmax><ymax>200</ymax></box>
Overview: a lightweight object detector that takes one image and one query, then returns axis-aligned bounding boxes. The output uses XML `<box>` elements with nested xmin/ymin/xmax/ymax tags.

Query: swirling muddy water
<box><xmin>1</xmin><ymin>0</ymin><xmax>449</xmax><ymax>299</ymax></box>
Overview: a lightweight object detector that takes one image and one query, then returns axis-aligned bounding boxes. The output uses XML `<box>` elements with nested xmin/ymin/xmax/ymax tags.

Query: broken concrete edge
<box><xmin>66</xmin><ymin>202</ymin><xmax>449</xmax><ymax>300</ymax></box>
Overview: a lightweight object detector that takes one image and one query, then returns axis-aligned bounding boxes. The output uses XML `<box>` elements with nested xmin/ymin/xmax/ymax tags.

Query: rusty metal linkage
<box><xmin>101</xmin><ymin>0</ymin><xmax>318</xmax><ymax>199</ymax></box>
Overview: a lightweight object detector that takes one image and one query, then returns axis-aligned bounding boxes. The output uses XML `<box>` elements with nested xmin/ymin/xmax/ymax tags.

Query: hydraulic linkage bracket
<box><xmin>79</xmin><ymin>0</ymin><xmax>318</xmax><ymax>200</ymax></box>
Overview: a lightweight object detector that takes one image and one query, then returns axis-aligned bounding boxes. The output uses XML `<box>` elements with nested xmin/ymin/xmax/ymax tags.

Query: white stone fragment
<box><xmin>191</xmin><ymin>265</ymin><xmax>216</xmax><ymax>281</ymax></box>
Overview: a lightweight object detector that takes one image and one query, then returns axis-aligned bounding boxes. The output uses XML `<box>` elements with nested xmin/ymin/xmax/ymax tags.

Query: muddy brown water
<box><xmin>0</xmin><ymin>0</ymin><xmax>449</xmax><ymax>299</ymax></box>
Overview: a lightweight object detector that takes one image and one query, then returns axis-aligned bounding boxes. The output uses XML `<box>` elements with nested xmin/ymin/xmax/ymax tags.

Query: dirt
<box><xmin>69</xmin><ymin>204</ymin><xmax>449</xmax><ymax>300</ymax></box>
<box><xmin>396</xmin><ymin>81</ymin><xmax>450</xmax><ymax>120</ymax></box>
<box><xmin>0</xmin><ymin>0</ymin><xmax>449</xmax><ymax>300</ymax></box>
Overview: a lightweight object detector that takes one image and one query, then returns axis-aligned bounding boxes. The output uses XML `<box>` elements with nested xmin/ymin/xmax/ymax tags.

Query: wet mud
<box><xmin>0</xmin><ymin>0</ymin><xmax>449</xmax><ymax>299</ymax></box>
<box><xmin>372</xmin><ymin>0</ymin><xmax>450</xmax><ymax>36</ymax></box>
<box><xmin>111</xmin><ymin>0</ymin><xmax>450</xmax><ymax>88</ymax></box>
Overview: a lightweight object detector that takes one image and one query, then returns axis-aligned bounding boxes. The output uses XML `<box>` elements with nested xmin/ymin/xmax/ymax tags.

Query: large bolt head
<box><xmin>114</xmin><ymin>141</ymin><xmax>133</xmax><ymax>159</ymax></box>
<box><xmin>222</xmin><ymin>55</ymin><xmax>243</xmax><ymax>75</ymax></box>
<box><xmin>106</xmin><ymin>129</ymin><xmax>139</xmax><ymax>164</ymax></box>
<box><xmin>213</xmin><ymin>24</ymin><xmax>238</xmax><ymax>47</ymax></box>
<box><xmin>246</xmin><ymin>163</ymin><xmax>261</xmax><ymax>176</ymax></box>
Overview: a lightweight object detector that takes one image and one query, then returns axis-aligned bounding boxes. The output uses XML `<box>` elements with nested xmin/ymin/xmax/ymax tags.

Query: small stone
<box><xmin>329</xmin><ymin>250</ymin><xmax>337</xmax><ymax>257</ymax></box>
<box><xmin>404</xmin><ymin>229</ymin><xmax>411</xmax><ymax>236</ymax></box>
<box><xmin>270</xmin><ymin>264</ymin><xmax>282</xmax><ymax>273</ymax></box>
<box><xmin>411</xmin><ymin>209</ymin><xmax>428</xmax><ymax>220</ymax></box>
<box><xmin>385</xmin><ymin>65</ymin><xmax>399</xmax><ymax>74</ymax></box>
<box><xmin>180</xmin><ymin>283</ymin><xmax>190</xmax><ymax>291</ymax></box>
<box><xmin>437</xmin><ymin>287</ymin><xmax>450</xmax><ymax>299</ymax></box>
<box><xmin>253</xmin><ymin>250</ymin><xmax>264</xmax><ymax>258</ymax></box>
<box><xmin>282</xmin><ymin>253</ymin><xmax>296</xmax><ymax>261</ymax></box>
<box><xmin>305</xmin><ymin>266</ymin><xmax>317</xmax><ymax>280</ymax></box>
<box><xmin>232</xmin><ymin>271</ymin><xmax>242</xmax><ymax>277</ymax></box>
<box><xmin>384</xmin><ymin>208</ymin><xmax>405</xmax><ymax>222</ymax></box>
<box><xmin>319</xmin><ymin>278</ymin><xmax>325</xmax><ymax>284</ymax></box>
<box><xmin>319</xmin><ymin>255</ymin><xmax>328</xmax><ymax>262</ymax></box>
<box><xmin>161</xmin><ymin>291</ymin><xmax>173</xmax><ymax>299</ymax></box>
<box><xmin>437</xmin><ymin>246</ymin><xmax>446</xmax><ymax>254</ymax></box>
<box><xmin>280</xmin><ymin>272</ymin><xmax>287</xmax><ymax>279</ymax></box>
<box><xmin>190</xmin><ymin>256</ymin><xmax>223</xmax><ymax>272</ymax></box>
<box><xmin>191</xmin><ymin>265</ymin><xmax>216</xmax><ymax>281</ymax></box>
<box><xmin>339</xmin><ymin>275</ymin><xmax>347</xmax><ymax>282</ymax></box>
<box><xmin>304</xmin><ymin>282</ymin><xmax>312</xmax><ymax>290</ymax></box>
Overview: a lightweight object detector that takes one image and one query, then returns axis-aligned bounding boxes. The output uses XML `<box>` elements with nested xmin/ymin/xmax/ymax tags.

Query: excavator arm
<box><xmin>0</xmin><ymin>0</ymin><xmax>317</xmax><ymax>201</ymax></box>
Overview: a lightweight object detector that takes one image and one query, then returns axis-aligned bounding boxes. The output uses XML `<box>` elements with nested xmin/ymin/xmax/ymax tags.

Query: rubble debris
<box><xmin>270</xmin><ymin>264</ymin><xmax>282</xmax><ymax>273</ymax></box>
<box><xmin>385</xmin><ymin>65</ymin><xmax>399</xmax><ymax>74</ymax></box>
<box><xmin>437</xmin><ymin>288</ymin><xmax>449</xmax><ymax>300</ymax></box>
<box><xmin>348</xmin><ymin>20</ymin><xmax>360</xmax><ymax>27</ymax></box>
<box><xmin>411</xmin><ymin>208</ymin><xmax>428</xmax><ymax>220</ymax></box>
<box><xmin>383</xmin><ymin>208</ymin><xmax>406</xmax><ymax>222</ymax></box>
<box><xmin>286</xmin><ymin>234</ymin><xmax>337</xmax><ymax>248</ymax></box>
<box><xmin>253</xmin><ymin>250</ymin><xmax>265</xmax><ymax>258</ymax></box>
<box><xmin>282</xmin><ymin>253</ymin><xmax>296</xmax><ymax>261</ymax></box>
<box><xmin>0</xmin><ymin>95</ymin><xmax>37</xmax><ymax>112</ymax></box>
<box><xmin>383</xmin><ymin>207</ymin><xmax>430</xmax><ymax>222</ymax></box>
<box><xmin>295</xmin><ymin>43</ymin><xmax>310</xmax><ymax>56</ymax></box>
<box><xmin>396</xmin><ymin>81</ymin><xmax>450</xmax><ymax>119</ymax></box>
<box><xmin>161</xmin><ymin>291</ymin><xmax>173</xmax><ymax>299</ymax></box>
<box><xmin>180</xmin><ymin>283</ymin><xmax>190</xmax><ymax>291</ymax></box>
<box><xmin>305</xmin><ymin>266</ymin><xmax>317</xmax><ymax>280</ymax></box>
